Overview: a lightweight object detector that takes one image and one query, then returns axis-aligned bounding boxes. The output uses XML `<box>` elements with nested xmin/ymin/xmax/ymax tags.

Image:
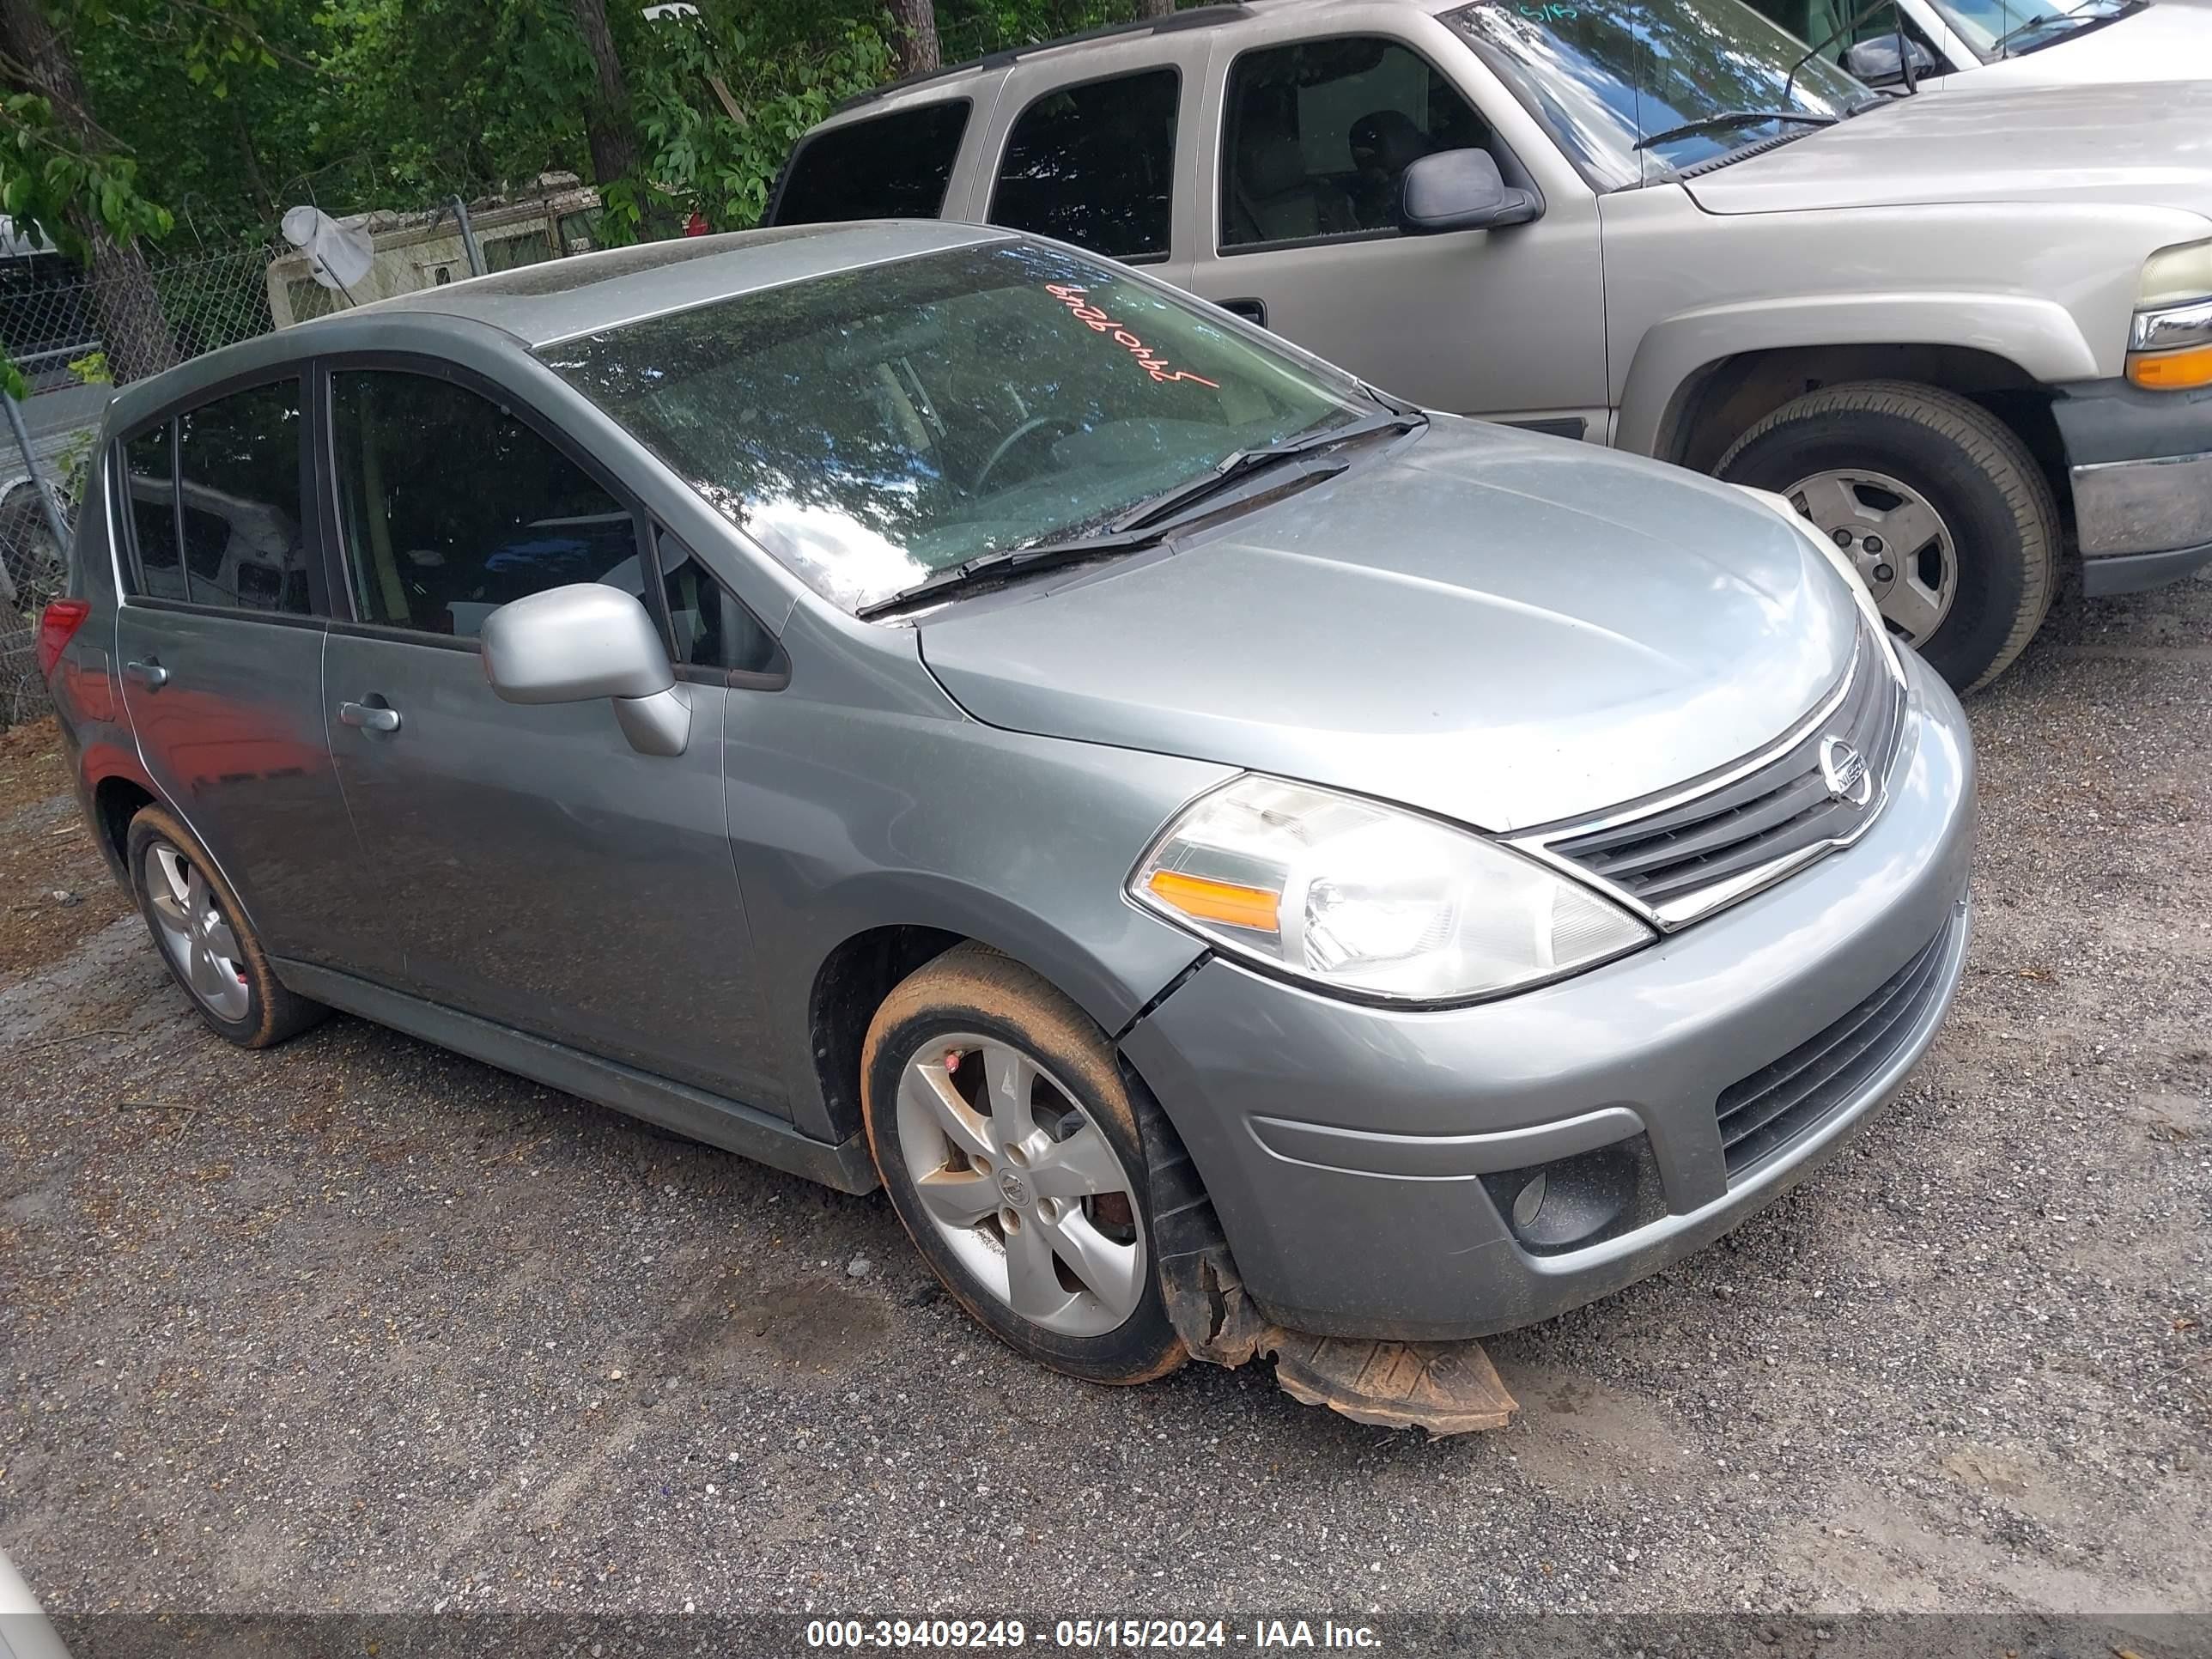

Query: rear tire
<box><xmin>860</xmin><ymin>943</ymin><xmax>1186</xmax><ymax>1385</ymax></box>
<box><xmin>127</xmin><ymin>805</ymin><xmax>327</xmax><ymax>1048</ymax></box>
<box><xmin>1716</xmin><ymin>380</ymin><xmax>2058</xmax><ymax>692</ymax></box>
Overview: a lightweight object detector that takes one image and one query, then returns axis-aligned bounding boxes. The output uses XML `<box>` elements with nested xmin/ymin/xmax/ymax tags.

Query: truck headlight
<box><xmin>2127</xmin><ymin>239</ymin><xmax>2212</xmax><ymax>390</ymax></box>
<box><xmin>1130</xmin><ymin>775</ymin><xmax>1651</xmax><ymax>1005</ymax></box>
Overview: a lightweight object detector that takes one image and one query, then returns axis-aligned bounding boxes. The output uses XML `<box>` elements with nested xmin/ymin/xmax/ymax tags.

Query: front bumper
<box><xmin>1120</xmin><ymin>649</ymin><xmax>1976</xmax><ymax>1341</ymax></box>
<box><xmin>2052</xmin><ymin>379</ymin><xmax>2212</xmax><ymax>594</ymax></box>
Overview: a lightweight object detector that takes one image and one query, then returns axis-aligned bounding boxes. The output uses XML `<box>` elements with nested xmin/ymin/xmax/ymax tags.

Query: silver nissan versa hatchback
<box><xmin>43</xmin><ymin>222</ymin><xmax>1974</xmax><ymax>1400</ymax></box>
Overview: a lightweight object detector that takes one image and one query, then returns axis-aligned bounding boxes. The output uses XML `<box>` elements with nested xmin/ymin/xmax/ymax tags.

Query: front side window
<box><xmin>988</xmin><ymin>70</ymin><xmax>1180</xmax><ymax>261</ymax></box>
<box><xmin>173</xmin><ymin>379</ymin><xmax>312</xmax><ymax>615</ymax></box>
<box><xmin>771</xmin><ymin>100</ymin><xmax>971</xmax><ymax>225</ymax></box>
<box><xmin>1443</xmin><ymin>0</ymin><xmax>1866</xmax><ymax>190</ymax></box>
<box><xmin>1221</xmin><ymin>40</ymin><xmax>1492</xmax><ymax>250</ymax></box>
<box><xmin>123</xmin><ymin>423</ymin><xmax>186</xmax><ymax>600</ymax></box>
<box><xmin>1743</xmin><ymin>0</ymin><xmax>1946</xmax><ymax>71</ymax></box>
<box><xmin>330</xmin><ymin>369</ymin><xmax>635</xmax><ymax>639</ymax></box>
<box><xmin>544</xmin><ymin>241</ymin><xmax>1367</xmax><ymax>613</ymax></box>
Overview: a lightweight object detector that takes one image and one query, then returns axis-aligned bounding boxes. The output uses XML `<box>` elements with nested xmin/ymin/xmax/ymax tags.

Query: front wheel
<box><xmin>1716</xmin><ymin>380</ymin><xmax>2058</xmax><ymax>692</ymax></box>
<box><xmin>860</xmin><ymin>943</ymin><xmax>1186</xmax><ymax>1384</ymax></box>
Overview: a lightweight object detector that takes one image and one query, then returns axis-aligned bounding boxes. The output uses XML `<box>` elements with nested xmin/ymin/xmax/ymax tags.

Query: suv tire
<box><xmin>860</xmin><ymin>943</ymin><xmax>1186</xmax><ymax>1384</ymax></box>
<box><xmin>1716</xmin><ymin>380</ymin><xmax>2057</xmax><ymax>692</ymax></box>
<box><xmin>127</xmin><ymin>805</ymin><xmax>328</xmax><ymax>1048</ymax></box>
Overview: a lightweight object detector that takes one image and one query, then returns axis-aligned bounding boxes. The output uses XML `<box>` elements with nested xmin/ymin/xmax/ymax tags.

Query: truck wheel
<box><xmin>127</xmin><ymin>805</ymin><xmax>328</xmax><ymax>1048</ymax></box>
<box><xmin>860</xmin><ymin>943</ymin><xmax>1186</xmax><ymax>1385</ymax></box>
<box><xmin>1716</xmin><ymin>380</ymin><xmax>2057</xmax><ymax>692</ymax></box>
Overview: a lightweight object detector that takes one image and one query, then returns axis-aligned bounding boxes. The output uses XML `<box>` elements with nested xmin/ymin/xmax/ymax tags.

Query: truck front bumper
<box><xmin>2053</xmin><ymin>379</ymin><xmax>2212</xmax><ymax>594</ymax></box>
<box><xmin>1120</xmin><ymin>650</ymin><xmax>1976</xmax><ymax>1343</ymax></box>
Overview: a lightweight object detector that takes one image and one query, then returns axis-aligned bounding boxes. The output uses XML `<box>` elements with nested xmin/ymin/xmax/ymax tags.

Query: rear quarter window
<box><xmin>769</xmin><ymin>99</ymin><xmax>972</xmax><ymax>225</ymax></box>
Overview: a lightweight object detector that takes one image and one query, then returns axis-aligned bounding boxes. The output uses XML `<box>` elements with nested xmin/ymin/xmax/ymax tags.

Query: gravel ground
<box><xmin>1</xmin><ymin>577</ymin><xmax>2207</xmax><ymax>1630</ymax></box>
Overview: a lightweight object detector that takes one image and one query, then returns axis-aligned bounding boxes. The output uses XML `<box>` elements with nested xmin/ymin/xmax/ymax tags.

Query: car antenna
<box><xmin>1783</xmin><ymin>0</ymin><xmax>1916</xmax><ymax>103</ymax></box>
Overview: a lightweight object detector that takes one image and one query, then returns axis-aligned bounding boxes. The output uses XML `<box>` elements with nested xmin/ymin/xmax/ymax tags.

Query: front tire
<box><xmin>1716</xmin><ymin>380</ymin><xmax>2058</xmax><ymax>692</ymax></box>
<box><xmin>860</xmin><ymin>944</ymin><xmax>1186</xmax><ymax>1385</ymax></box>
<box><xmin>127</xmin><ymin>805</ymin><xmax>326</xmax><ymax>1048</ymax></box>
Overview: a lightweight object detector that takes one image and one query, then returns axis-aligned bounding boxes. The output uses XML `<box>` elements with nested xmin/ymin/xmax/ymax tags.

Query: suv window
<box><xmin>330</xmin><ymin>368</ymin><xmax>637</xmax><ymax>639</ymax></box>
<box><xmin>1221</xmin><ymin>38</ymin><xmax>1491</xmax><ymax>251</ymax></box>
<box><xmin>123</xmin><ymin>422</ymin><xmax>187</xmax><ymax>601</ymax></box>
<box><xmin>988</xmin><ymin>69</ymin><xmax>1180</xmax><ymax>262</ymax></box>
<box><xmin>772</xmin><ymin>100</ymin><xmax>971</xmax><ymax>225</ymax></box>
<box><xmin>174</xmin><ymin>379</ymin><xmax>312</xmax><ymax>615</ymax></box>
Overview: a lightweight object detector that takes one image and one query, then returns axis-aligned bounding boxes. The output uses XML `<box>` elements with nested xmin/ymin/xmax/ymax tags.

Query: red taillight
<box><xmin>35</xmin><ymin>598</ymin><xmax>90</xmax><ymax>680</ymax></box>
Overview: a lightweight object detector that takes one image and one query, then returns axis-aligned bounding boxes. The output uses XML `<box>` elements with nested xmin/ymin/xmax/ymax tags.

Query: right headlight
<box><xmin>1129</xmin><ymin>775</ymin><xmax>1653</xmax><ymax>1006</ymax></box>
<box><xmin>2127</xmin><ymin>238</ymin><xmax>2212</xmax><ymax>390</ymax></box>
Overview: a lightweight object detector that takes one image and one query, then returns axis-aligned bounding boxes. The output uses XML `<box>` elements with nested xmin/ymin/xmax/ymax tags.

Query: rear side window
<box><xmin>330</xmin><ymin>368</ymin><xmax>637</xmax><ymax>640</ymax></box>
<box><xmin>771</xmin><ymin>100</ymin><xmax>971</xmax><ymax>225</ymax></box>
<box><xmin>988</xmin><ymin>70</ymin><xmax>1180</xmax><ymax>261</ymax></box>
<box><xmin>174</xmin><ymin>380</ymin><xmax>312</xmax><ymax>615</ymax></box>
<box><xmin>123</xmin><ymin>424</ymin><xmax>186</xmax><ymax>600</ymax></box>
<box><xmin>1221</xmin><ymin>38</ymin><xmax>1491</xmax><ymax>250</ymax></box>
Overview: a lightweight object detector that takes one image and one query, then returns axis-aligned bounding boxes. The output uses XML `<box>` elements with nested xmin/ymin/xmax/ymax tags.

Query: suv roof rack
<box><xmin>832</xmin><ymin>4</ymin><xmax>1256</xmax><ymax>112</ymax></box>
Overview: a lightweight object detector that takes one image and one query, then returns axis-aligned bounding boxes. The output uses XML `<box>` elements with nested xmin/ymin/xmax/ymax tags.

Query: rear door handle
<box><xmin>337</xmin><ymin>699</ymin><xmax>401</xmax><ymax>733</ymax></box>
<box><xmin>1218</xmin><ymin>297</ymin><xmax>1268</xmax><ymax>327</ymax></box>
<box><xmin>124</xmin><ymin>659</ymin><xmax>168</xmax><ymax>690</ymax></box>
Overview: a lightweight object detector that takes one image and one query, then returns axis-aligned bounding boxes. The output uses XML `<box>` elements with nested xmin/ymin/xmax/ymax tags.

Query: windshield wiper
<box><xmin>857</xmin><ymin>407</ymin><xmax>1425</xmax><ymax>618</ymax></box>
<box><xmin>1996</xmin><ymin>0</ymin><xmax>2131</xmax><ymax>52</ymax></box>
<box><xmin>1108</xmin><ymin>406</ymin><xmax>1426</xmax><ymax>536</ymax></box>
<box><xmin>1632</xmin><ymin>111</ymin><xmax>1838</xmax><ymax>153</ymax></box>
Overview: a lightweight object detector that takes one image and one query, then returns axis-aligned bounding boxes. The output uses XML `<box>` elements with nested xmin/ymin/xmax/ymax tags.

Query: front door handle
<box><xmin>337</xmin><ymin>699</ymin><xmax>401</xmax><ymax>733</ymax></box>
<box><xmin>1218</xmin><ymin>297</ymin><xmax>1268</xmax><ymax>328</ymax></box>
<box><xmin>124</xmin><ymin>659</ymin><xmax>168</xmax><ymax>690</ymax></box>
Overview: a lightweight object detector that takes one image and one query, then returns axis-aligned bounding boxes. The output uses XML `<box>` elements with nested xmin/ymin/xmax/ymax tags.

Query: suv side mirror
<box><xmin>1399</xmin><ymin>149</ymin><xmax>1541</xmax><ymax>235</ymax></box>
<box><xmin>1841</xmin><ymin>34</ymin><xmax>1936</xmax><ymax>85</ymax></box>
<box><xmin>480</xmin><ymin>583</ymin><xmax>692</xmax><ymax>757</ymax></box>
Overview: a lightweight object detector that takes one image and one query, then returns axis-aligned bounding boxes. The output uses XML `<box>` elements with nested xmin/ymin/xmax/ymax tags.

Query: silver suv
<box><xmin>43</xmin><ymin>224</ymin><xmax>1972</xmax><ymax>1404</ymax></box>
<box><xmin>769</xmin><ymin>0</ymin><xmax>2212</xmax><ymax>690</ymax></box>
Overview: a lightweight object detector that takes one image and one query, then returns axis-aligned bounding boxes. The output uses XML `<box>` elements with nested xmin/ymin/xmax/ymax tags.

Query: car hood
<box><xmin>1966</xmin><ymin>2</ymin><xmax>2212</xmax><ymax>87</ymax></box>
<box><xmin>915</xmin><ymin>420</ymin><xmax>1858</xmax><ymax>834</ymax></box>
<box><xmin>1684</xmin><ymin>79</ymin><xmax>2212</xmax><ymax>216</ymax></box>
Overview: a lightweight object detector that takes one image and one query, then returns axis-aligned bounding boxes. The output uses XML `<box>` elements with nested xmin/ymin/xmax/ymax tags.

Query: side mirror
<box><xmin>1399</xmin><ymin>149</ymin><xmax>1541</xmax><ymax>236</ymax></box>
<box><xmin>1841</xmin><ymin>34</ymin><xmax>1936</xmax><ymax>85</ymax></box>
<box><xmin>480</xmin><ymin>582</ymin><xmax>691</xmax><ymax>757</ymax></box>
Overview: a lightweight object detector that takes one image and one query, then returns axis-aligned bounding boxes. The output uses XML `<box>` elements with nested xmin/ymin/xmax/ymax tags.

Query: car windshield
<box><xmin>1443</xmin><ymin>0</ymin><xmax>1867</xmax><ymax>191</ymax></box>
<box><xmin>1925</xmin><ymin>0</ymin><xmax>2130</xmax><ymax>58</ymax></box>
<box><xmin>540</xmin><ymin>240</ymin><xmax>1367</xmax><ymax>612</ymax></box>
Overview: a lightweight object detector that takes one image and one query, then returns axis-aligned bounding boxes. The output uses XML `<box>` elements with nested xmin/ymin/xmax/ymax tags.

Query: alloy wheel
<box><xmin>893</xmin><ymin>1031</ymin><xmax>1145</xmax><ymax>1337</ymax></box>
<box><xmin>144</xmin><ymin>842</ymin><xmax>251</xmax><ymax>1022</ymax></box>
<box><xmin>1784</xmin><ymin>468</ymin><xmax>1959</xmax><ymax>646</ymax></box>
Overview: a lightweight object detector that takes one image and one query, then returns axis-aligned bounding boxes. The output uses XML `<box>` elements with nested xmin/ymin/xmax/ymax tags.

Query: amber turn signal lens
<box><xmin>1145</xmin><ymin>869</ymin><xmax>1280</xmax><ymax>933</ymax></box>
<box><xmin>2126</xmin><ymin>343</ymin><xmax>2212</xmax><ymax>390</ymax></box>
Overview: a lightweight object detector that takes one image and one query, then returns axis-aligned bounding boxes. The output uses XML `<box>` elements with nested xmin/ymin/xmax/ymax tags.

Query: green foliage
<box><xmin>631</xmin><ymin>7</ymin><xmax>891</xmax><ymax>233</ymax></box>
<box><xmin>67</xmin><ymin>348</ymin><xmax>110</xmax><ymax>383</ymax></box>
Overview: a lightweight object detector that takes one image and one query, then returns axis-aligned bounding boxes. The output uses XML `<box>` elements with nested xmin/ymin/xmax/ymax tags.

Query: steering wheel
<box><xmin>975</xmin><ymin>415</ymin><xmax>1081</xmax><ymax>494</ymax></box>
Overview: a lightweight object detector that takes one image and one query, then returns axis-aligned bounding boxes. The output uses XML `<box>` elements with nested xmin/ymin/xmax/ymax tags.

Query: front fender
<box><xmin>1615</xmin><ymin>292</ymin><xmax>2102</xmax><ymax>458</ymax></box>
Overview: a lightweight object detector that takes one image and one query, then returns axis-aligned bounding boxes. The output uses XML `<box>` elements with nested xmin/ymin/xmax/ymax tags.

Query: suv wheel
<box><xmin>860</xmin><ymin>943</ymin><xmax>1186</xmax><ymax>1384</ymax></box>
<box><xmin>1716</xmin><ymin>380</ymin><xmax>2058</xmax><ymax>692</ymax></box>
<box><xmin>127</xmin><ymin>805</ymin><xmax>327</xmax><ymax>1048</ymax></box>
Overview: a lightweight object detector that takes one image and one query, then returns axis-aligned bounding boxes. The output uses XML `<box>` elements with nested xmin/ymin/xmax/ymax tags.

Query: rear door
<box><xmin>313</xmin><ymin>359</ymin><xmax>785</xmax><ymax>1107</ymax></box>
<box><xmin>970</xmin><ymin>35</ymin><xmax>1213</xmax><ymax>284</ymax></box>
<box><xmin>111</xmin><ymin>374</ymin><xmax>358</xmax><ymax>963</ymax></box>
<box><xmin>1179</xmin><ymin>19</ymin><xmax>1608</xmax><ymax>432</ymax></box>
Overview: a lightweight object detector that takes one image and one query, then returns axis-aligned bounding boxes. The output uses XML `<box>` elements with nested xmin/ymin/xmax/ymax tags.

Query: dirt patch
<box><xmin>0</xmin><ymin>718</ymin><xmax>128</xmax><ymax>980</ymax></box>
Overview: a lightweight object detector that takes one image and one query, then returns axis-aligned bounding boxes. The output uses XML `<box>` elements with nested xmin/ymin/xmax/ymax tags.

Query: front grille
<box><xmin>1538</xmin><ymin>620</ymin><xmax>1905</xmax><ymax>923</ymax></box>
<box><xmin>1715</xmin><ymin>915</ymin><xmax>1956</xmax><ymax>1177</ymax></box>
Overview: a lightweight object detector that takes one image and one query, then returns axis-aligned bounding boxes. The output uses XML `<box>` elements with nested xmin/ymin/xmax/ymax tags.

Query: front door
<box><xmin>111</xmin><ymin>376</ymin><xmax>360</xmax><ymax>963</ymax></box>
<box><xmin>1180</xmin><ymin>27</ymin><xmax>1608</xmax><ymax>433</ymax></box>
<box><xmin>316</xmin><ymin>362</ymin><xmax>783</xmax><ymax>1109</ymax></box>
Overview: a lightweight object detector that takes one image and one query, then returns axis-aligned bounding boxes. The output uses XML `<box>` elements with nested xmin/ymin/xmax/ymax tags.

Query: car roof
<box><xmin>104</xmin><ymin>219</ymin><xmax>1011</xmax><ymax>430</ymax></box>
<box><xmin>822</xmin><ymin>0</ymin><xmax>1461</xmax><ymax>121</ymax></box>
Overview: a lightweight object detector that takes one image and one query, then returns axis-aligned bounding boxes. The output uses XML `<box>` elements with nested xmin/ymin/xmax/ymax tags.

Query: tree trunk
<box><xmin>569</xmin><ymin>0</ymin><xmax>641</xmax><ymax>198</ymax></box>
<box><xmin>1134</xmin><ymin>0</ymin><xmax>1176</xmax><ymax>17</ymax></box>
<box><xmin>0</xmin><ymin>0</ymin><xmax>177</xmax><ymax>381</ymax></box>
<box><xmin>890</xmin><ymin>0</ymin><xmax>940</xmax><ymax>76</ymax></box>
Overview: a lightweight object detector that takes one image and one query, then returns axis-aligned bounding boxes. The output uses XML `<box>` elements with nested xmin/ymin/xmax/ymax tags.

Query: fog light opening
<box><xmin>1510</xmin><ymin>1172</ymin><xmax>1547</xmax><ymax>1232</ymax></box>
